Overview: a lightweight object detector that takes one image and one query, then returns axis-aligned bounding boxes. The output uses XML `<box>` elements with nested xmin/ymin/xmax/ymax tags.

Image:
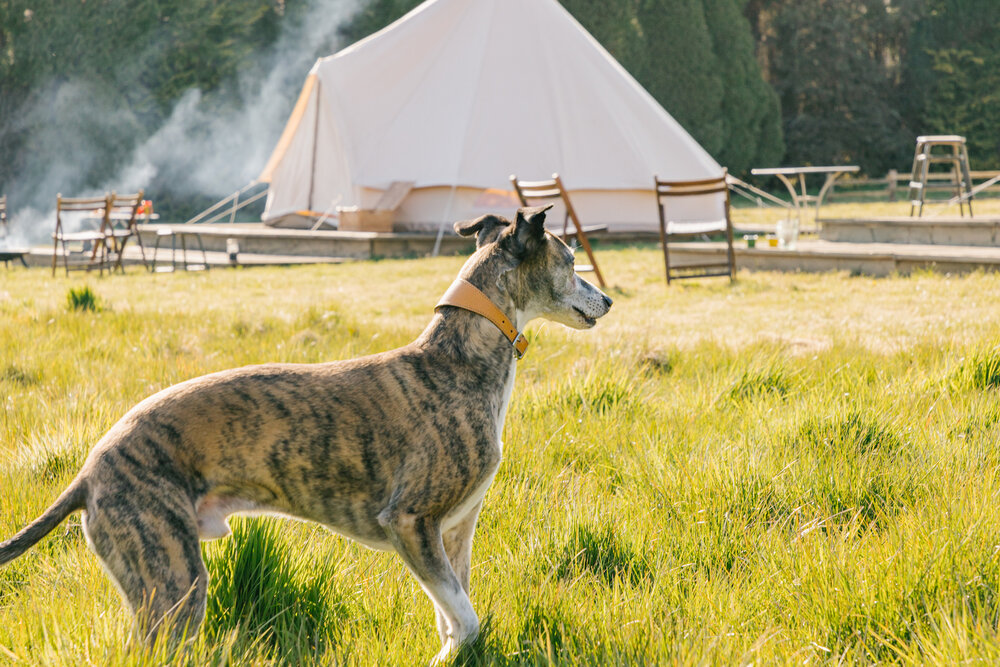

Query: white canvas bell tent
<box><xmin>258</xmin><ymin>0</ymin><xmax>724</xmax><ymax>233</ymax></box>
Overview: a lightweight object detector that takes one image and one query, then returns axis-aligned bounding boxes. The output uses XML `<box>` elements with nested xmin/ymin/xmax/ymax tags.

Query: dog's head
<box><xmin>454</xmin><ymin>205</ymin><xmax>612</xmax><ymax>329</ymax></box>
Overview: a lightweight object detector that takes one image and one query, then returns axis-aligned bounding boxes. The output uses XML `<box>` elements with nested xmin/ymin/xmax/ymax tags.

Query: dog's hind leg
<box><xmin>82</xmin><ymin>479</ymin><xmax>208</xmax><ymax>647</ymax></box>
<box><xmin>381</xmin><ymin>511</ymin><xmax>479</xmax><ymax>664</ymax></box>
<box><xmin>435</xmin><ymin>501</ymin><xmax>483</xmax><ymax>645</ymax></box>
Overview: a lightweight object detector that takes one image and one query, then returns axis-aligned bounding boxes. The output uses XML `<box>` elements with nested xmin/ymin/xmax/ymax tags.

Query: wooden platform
<box><xmin>18</xmin><ymin>246</ymin><xmax>353</xmax><ymax>270</ymax></box>
<box><xmin>819</xmin><ymin>216</ymin><xmax>1000</xmax><ymax>246</ymax></box>
<box><xmin>11</xmin><ymin>220</ymin><xmax>1000</xmax><ymax>277</ymax></box>
<box><xmin>672</xmin><ymin>239</ymin><xmax>1000</xmax><ymax>277</ymax></box>
<box><xmin>135</xmin><ymin>223</ymin><xmax>474</xmax><ymax>260</ymax></box>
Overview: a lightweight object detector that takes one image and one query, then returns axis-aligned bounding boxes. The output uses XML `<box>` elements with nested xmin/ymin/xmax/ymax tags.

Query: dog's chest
<box><xmin>494</xmin><ymin>358</ymin><xmax>517</xmax><ymax>452</ymax></box>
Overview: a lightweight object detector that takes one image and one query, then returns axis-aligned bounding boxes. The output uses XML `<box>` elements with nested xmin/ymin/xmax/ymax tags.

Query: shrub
<box><xmin>66</xmin><ymin>285</ymin><xmax>100</xmax><ymax>312</ymax></box>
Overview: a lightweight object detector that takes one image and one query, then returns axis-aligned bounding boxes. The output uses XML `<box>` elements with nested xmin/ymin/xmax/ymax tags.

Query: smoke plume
<box><xmin>4</xmin><ymin>0</ymin><xmax>362</xmax><ymax>245</ymax></box>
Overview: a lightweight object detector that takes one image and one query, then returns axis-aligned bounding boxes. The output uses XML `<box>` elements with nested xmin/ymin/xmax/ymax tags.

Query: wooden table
<box><xmin>751</xmin><ymin>165</ymin><xmax>860</xmax><ymax>229</ymax></box>
<box><xmin>0</xmin><ymin>248</ymin><xmax>28</xmax><ymax>267</ymax></box>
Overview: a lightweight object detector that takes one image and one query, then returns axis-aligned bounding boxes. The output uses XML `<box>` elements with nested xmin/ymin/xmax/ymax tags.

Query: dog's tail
<box><xmin>0</xmin><ymin>478</ymin><xmax>87</xmax><ymax>566</ymax></box>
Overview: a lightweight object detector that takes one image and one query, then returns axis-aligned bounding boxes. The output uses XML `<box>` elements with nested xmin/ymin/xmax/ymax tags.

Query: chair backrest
<box><xmin>510</xmin><ymin>173</ymin><xmax>577</xmax><ymax>237</ymax></box>
<box><xmin>510</xmin><ymin>176</ymin><xmax>563</xmax><ymax>204</ymax></box>
<box><xmin>56</xmin><ymin>193</ymin><xmax>112</xmax><ymax>233</ymax></box>
<box><xmin>653</xmin><ymin>172</ymin><xmax>731</xmax><ymax>232</ymax></box>
<box><xmin>108</xmin><ymin>190</ymin><xmax>145</xmax><ymax>230</ymax></box>
<box><xmin>654</xmin><ymin>174</ymin><xmax>730</xmax><ymax>200</ymax></box>
<box><xmin>57</xmin><ymin>194</ymin><xmax>112</xmax><ymax>211</ymax></box>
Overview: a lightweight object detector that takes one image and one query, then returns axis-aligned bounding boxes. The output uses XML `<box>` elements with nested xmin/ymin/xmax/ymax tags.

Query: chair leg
<box><xmin>917</xmin><ymin>154</ymin><xmax>929</xmax><ymax>218</ymax></box>
<box><xmin>576</xmin><ymin>232</ymin><xmax>605</xmax><ymax>288</ymax></box>
<box><xmin>657</xmin><ymin>210</ymin><xmax>671</xmax><ymax>285</ymax></box>
<box><xmin>152</xmin><ymin>233</ymin><xmax>163</xmax><ymax>272</ymax></box>
<box><xmin>665</xmin><ymin>243</ymin><xmax>672</xmax><ymax>285</ymax></box>
<box><xmin>62</xmin><ymin>239</ymin><xmax>71</xmax><ymax>277</ymax></box>
<box><xmin>726</xmin><ymin>225</ymin><xmax>736</xmax><ymax>283</ymax></box>
<box><xmin>135</xmin><ymin>231</ymin><xmax>149</xmax><ymax>271</ymax></box>
<box><xmin>113</xmin><ymin>237</ymin><xmax>129</xmax><ymax>273</ymax></box>
<box><xmin>196</xmin><ymin>234</ymin><xmax>209</xmax><ymax>270</ymax></box>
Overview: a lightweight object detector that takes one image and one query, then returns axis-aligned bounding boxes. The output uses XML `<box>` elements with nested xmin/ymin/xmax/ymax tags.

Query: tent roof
<box><xmin>260</xmin><ymin>0</ymin><xmax>720</xmax><ymax>195</ymax></box>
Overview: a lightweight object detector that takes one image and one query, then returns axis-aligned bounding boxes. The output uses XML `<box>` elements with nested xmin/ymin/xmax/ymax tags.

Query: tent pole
<box><xmin>431</xmin><ymin>184</ymin><xmax>458</xmax><ymax>257</ymax></box>
<box><xmin>307</xmin><ymin>80</ymin><xmax>321</xmax><ymax>212</ymax></box>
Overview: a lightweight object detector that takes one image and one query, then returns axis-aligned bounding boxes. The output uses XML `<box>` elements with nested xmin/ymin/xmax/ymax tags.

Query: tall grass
<box><xmin>2</xmin><ymin>248</ymin><xmax>1000</xmax><ymax>663</ymax></box>
<box><xmin>65</xmin><ymin>285</ymin><xmax>101</xmax><ymax>312</ymax></box>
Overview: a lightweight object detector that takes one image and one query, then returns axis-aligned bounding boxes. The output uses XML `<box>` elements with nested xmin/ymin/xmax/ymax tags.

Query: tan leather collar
<box><xmin>435</xmin><ymin>279</ymin><xmax>528</xmax><ymax>359</ymax></box>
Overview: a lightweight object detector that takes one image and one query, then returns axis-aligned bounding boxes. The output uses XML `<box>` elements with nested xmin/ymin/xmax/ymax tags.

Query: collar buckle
<box><xmin>511</xmin><ymin>332</ymin><xmax>528</xmax><ymax>360</ymax></box>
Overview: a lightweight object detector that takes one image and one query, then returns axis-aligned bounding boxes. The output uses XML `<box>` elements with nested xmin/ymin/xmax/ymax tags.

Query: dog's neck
<box><xmin>415</xmin><ymin>253</ymin><xmax>524</xmax><ymax>380</ymax></box>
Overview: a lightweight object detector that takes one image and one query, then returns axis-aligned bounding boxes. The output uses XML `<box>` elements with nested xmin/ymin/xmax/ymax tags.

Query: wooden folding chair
<box><xmin>509</xmin><ymin>173</ymin><xmax>606</xmax><ymax>288</ymax></box>
<box><xmin>104</xmin><ymin>190</ymin><xmax>148</xmax><ymax>272</ymax></box>
<box><xmin>654</xmin><ymin>170</ymin><xmax>735</xmax><ymax>285</ymax></box>
<box><xmin>51</xmin><ymin>193</ymin><xmax>113</xmax><ymax>276</ymax></box>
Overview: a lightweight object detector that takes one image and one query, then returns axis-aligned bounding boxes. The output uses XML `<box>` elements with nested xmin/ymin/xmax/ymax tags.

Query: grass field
<box><xmin>3</xmin><ymin>245</ymin><xmax>1000</xmax><ymax>665</ymax></box>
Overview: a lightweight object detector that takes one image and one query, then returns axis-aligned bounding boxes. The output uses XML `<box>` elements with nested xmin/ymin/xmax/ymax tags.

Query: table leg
<box><xmin>815</xmin><ymin>171</ymin><xmax>845</xmax><ymax>225</ymax></box>
<box><xmin>773</xmin><ymin>172</ymin><xmax>804</xmax><ymax>231</ymax></box>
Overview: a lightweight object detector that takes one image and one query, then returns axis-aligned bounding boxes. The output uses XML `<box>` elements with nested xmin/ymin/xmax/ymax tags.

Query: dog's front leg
<box><xmin>380</xmin><ymin>511</ymin><xmax>479</xmax><ymax>664</ymax></box>
<box><xmin>436</xmin><ymin>501</ymin><xmax>483</xmax><ymax>645</ymax></box>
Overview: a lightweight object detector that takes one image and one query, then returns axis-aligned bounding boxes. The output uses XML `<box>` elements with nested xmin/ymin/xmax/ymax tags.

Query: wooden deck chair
<box><xmin>51</xmin><ymin>193</ymin><xmax>114</xmax><ymax>276</ymax></box>
<box><xmin>654</xmin><ymin>171</ymin><xmax>735</xmax><ymax>285</ymax></box>
<box><xmin>104</xmin><ymin>190</ymin><xmax>148</xmax><ymax>272</ymax></box>
<box><xmin>509</xmin><ymin>173</ymin><xmax>606</xmax><ymax>288</ymax></box>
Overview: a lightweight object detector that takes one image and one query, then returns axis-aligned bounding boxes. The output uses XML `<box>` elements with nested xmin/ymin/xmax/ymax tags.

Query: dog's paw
<box><xmin>429</xmin><ymin>638</ymin><xmax>460</xmax><ymax>666</ymax></box>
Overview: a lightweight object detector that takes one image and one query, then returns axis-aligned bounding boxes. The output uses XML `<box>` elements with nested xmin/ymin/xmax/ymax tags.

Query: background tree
<box><xmin>0</xmin><ymin>0</ymin><xmax>301</xmax><ymax>222</ymax></box>
<box><xmin>703</xmin><ymin>0</ymin><xmax>784</xmax><ymax>173</ymax></box>
<box><xmin>749</xmin><ymin>0</ymin><xmax>916</xmax><ymax>174</ymax></box>
<box><xmin>901</xmin><ymin>0</ymin><xmax>1000</xmax><ymax>169</ymax></box>
<box><xmin>633</xmin><ymin>0</ymin><xmax>726</xmax><ymax>159</ymax></box>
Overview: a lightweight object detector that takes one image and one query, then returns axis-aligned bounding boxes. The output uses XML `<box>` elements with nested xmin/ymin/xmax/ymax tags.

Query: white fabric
<box><xmin>666</xmin><ymin>219</ymin><xmax>726</xmax><ymax>235</ymax></box>
<box><xmin>260</xmin><ymin>0</ymin><xmax>724</xmax><ymax>231</ymax></box>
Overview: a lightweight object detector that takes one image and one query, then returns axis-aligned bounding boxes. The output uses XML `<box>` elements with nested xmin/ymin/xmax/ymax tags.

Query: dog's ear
<box><xmin>454</xmin><ymin>214</ymin><xmax>510</xmax><ymax>248</ymax></box>
<box><xmin>499</xmin><ymin>204</ymin><xmax>551</xmax><ymax>259</ymax></box>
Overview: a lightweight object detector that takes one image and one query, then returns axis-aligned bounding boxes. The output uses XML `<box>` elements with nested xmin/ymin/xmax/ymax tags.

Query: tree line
<box><xmin>0</xmin><ymin>0</ymin><xmax>996</xmax><ymax>221</ymax></box>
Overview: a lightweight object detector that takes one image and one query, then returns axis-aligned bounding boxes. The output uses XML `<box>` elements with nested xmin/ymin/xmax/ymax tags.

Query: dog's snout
<box><xmin>602</xmin><ymin>293</ymin><xmax>613</xmax><ymax>309</ymax></box>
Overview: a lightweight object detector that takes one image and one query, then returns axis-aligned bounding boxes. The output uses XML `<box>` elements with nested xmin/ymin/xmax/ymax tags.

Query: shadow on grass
<box><xmin>0</xmin><ymin>363</ymin><xmax>41</xmax><ymax>386</ymax></box>
<box><xmin>724</xmin><ymin>366</ymin><xmax>790</xmax><ymax>401</ymax></box>
<box><xmin>554</xmin><ymin>524</ymin><xmax>650</xmax><ymax>587</ymax></box>
<box><xmin>449</xmin><ymin>608</ymin><xmax>590</xmax><ymax>667</ymax></box>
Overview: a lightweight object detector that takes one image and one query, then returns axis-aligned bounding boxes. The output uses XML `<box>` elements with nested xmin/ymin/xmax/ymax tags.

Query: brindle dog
<box><xmin>0</xmin><ymin>205</ymin><xmax>611</xmax><ymax>663</ymax></box>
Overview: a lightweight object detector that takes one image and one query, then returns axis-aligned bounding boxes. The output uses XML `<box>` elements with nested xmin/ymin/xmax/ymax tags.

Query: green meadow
<box><xmin>2</xmin><ymin>247</ymin><xmax>1000</xmax><ymax>665</ymax></box>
